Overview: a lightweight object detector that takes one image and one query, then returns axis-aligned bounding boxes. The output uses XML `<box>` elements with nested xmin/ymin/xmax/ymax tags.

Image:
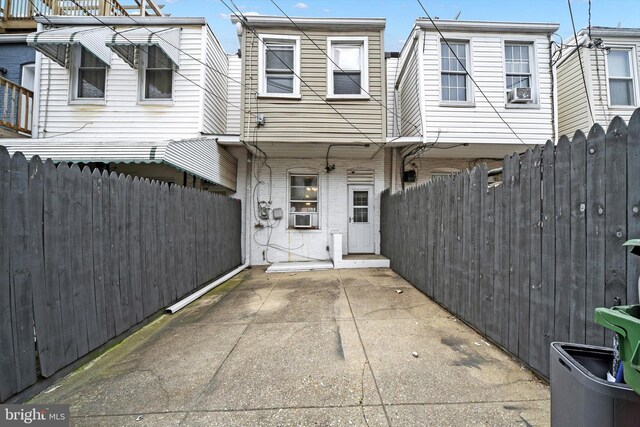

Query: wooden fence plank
<box><xmin>555</xmin><ymin>137</ymin><xmax>572</xmax><ymax>344</ymax></box>
<box><xmin>58</xmin><ymin>163</ymin><xmax>78</xmax><ymax>364</ymax></box>
<box><xmin>496</xmin><ymin>158</ymin><xmax>510</xmax><ymax>346</ymax></box>
<box><xmin>462</xmin><ymin>171</ymin><xmax>471</xmax><ymax>323</ymax></box>
<box><xmin>109</xmin><ymin>172</ymin><xmax>124</xmax><ymax>336</ymax></box>
<box><xmin>80</xmin><ymin>167</ymin><xmax>99</xmax><ymax>352</ymax></box>
<box><xmin>484</xmin><ymin>184</ymin><xmax>497</xmax><ymax>341</ymax></box>
<box><xmin>104</xmin><ymin>172</ymin><xmax>118</xmax><ymax>340</ymax></box>
<box><xmin>585</xmin><ymin>125</ymin><xmax>606</xmax><ymax>346</ymax></box>
<box><xmin>160</xmin><ymin>183</ymin><xmax>171</xmax><ymax>305</ymax></box>
<box><xmin>69</xmin><ymin>164</ymin><xmax>89</xmax><ymax>358</ymax></box>
<box><xmin>518</xmin><ymin>150</ymin><xmax>532</xmax><ymax>362</ymax></box>
<box><xmin>604</xmin><ymin>117</ymin><xmax>628</xmax><ymax>326</ymax></box>
<box><xmin>471</xmin><ymin>166</ymin><xmax>484</xmax><ymax>331</ymax></box>
<box><xmin>0</xmin><ymin>147</ymin><xmax>18</xmax><ymax>400</ymax></box>
<box><xmin>508</xmin><ymin>154</ymin><xmax>520</xmax><ymax>355</ymax></box>
<box><xmin>452</xmin><ymin>174</ymin><xmax>463</xmax><ymax>316</ymax></box>
<box><xmin>528</xmin><ymin>146</ymin><xmax>543</xmax><ymax>373</ymax></box>
<box><xmin>130</xmin><ymin>177</ymin><xmax>143</xmax><ymax>322</ymax></box>
<box><xmin>28</xmin><ymin>157</ymin><xmax>47</xmax><ymax>376</ymax></box>
<box><xmin>628</xmin><ymin>110</ymin><xmax>640</xmax><ymax>307</ymax></box>
<box><xmin>91</xmin><ymin>169</ymin><xmax>108</xmax><ymax>348</ymax></box>
<box><xmin>570</xmin><ymin>131</ymin><xmax>587</xmax><ymax>344</ymax></box>
<box><xmin>9</xmin><ymin>153</ymin><xmax>37</xmax><ymax>392</ymax></box>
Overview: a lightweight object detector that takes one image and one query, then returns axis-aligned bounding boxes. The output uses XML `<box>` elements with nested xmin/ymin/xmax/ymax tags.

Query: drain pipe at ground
<box><xmin>166</xmin><ymin>262</ymin><xmax>249</xmax><ymax>314</ymax></box>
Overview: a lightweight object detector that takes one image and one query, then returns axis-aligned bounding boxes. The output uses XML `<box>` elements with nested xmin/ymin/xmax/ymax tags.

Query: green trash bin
<box><xmin>595</xmin><ymin>305</ymin><xmax>640</xmax><ymax>394</ymax></box>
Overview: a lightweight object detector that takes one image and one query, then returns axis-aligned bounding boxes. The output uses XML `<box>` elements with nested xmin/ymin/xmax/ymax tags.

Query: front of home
<box><xmin>228</xmin><ymin>15</ymin><xmax>388</xmax><ymax>266</ymax></box>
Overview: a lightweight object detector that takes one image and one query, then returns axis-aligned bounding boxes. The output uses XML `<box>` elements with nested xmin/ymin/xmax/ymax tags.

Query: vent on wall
<box><xmin>347</xmin><ymin>169</ymin><xmax>374</xmax><ymax>185</ymax></box>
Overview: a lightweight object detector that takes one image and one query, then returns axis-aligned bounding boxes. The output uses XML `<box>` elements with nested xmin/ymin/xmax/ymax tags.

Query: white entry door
<box><xmin>348</xmin><ymin>185</ymin><xmax>374</xmax><ymax>253</ymax></box>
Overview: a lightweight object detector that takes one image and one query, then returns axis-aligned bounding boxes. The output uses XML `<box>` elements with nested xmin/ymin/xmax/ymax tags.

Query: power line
<box><xmin>221</xmin><ymin>0</ymin><xmax>384</xmax><ymax>150</ymax></box>
<box><xmin>567</xmin><ymin>0</ymin><xmax>596</xmax><ymax>124</ymax></box>
<box><xmin>268</xmin><ymin>0</ymin><xmax>423</xmax><ymax>136</ymax></box>
<box><xmin>103</xmin><ymin>0</ymin><xmax>259</xmax><ymax>96</ymax></box>
<box><xmin>66</xmin><ymin>0</ymin><xmax>246</xmax><ymax>112</ymax></box>
<box><xmin>415</xmin><ymin>0</ymin><xmax>530</xmax><ymax>149</ymax></box>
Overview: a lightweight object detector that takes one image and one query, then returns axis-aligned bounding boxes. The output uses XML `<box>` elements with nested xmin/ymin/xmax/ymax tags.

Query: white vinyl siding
<box><xmin>386</xmin><ymin>56</ymin><xmax>399</xmax><ymax>137</ymax></box>
<box><xmin>557</xmin><ymin>49</ymin><xmax>590</xmax><ymax>137</ymax></box>
<box><xmin>398</xmin><ymin>47</ymin><xmax>421</xmax><ymax>137</ymax></box>
<box><xmin>201</xmin><ymin>26</ymin><xmax>229</xmax><ymax>134</ymax></box>
<box><xmin>241</xmin><ymin>28</ymin><xmax>383</xmax><ymax>146</ymax></box>
<box><xmin>420</xmin><ymin>31</ymin><xmax>553</xmax><ymax>145</ymax></box>
<box><xmin>36</xmin><ymin>25</ymin><xmax>208</xmax><ymax>140</ymax></box>
<box><xmin>226</xmin><ymin>54</ymin><xmax>242</xmax><ymax>135</ymax></box>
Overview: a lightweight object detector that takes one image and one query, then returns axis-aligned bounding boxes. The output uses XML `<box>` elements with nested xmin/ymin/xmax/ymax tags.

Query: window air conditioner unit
<box><xmin>508</xmin><ymin>87</ymin><xmax>532</xmax><ymax>103</ymax></box>
<box><xmin>294</xmin><ymin>213</ymin><xmax>312</xmax><ymax>228</ymax></box>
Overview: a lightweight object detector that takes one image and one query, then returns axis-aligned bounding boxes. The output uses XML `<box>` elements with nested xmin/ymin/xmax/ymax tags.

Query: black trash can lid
<box><xmin>624</xmin><ymin>239</ymin><xmax>640</xmax><ymax>257</ymax></box>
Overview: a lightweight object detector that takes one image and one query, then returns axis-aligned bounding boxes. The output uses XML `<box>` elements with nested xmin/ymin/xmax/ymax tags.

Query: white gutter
<box><xmin>166</xmin><ymin>262</ymin><xmax>249</xmax><ymax>313</ymax></box>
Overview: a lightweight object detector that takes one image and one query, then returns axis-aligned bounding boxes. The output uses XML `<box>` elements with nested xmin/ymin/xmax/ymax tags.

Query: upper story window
<box><xmin>607</xmin><ymin>48</ymin><xmax>637</xmax><ymax>106</ymax></box>
<box><xmin>504</xmin><ymin>42</ymin><xmax>536</xmax><ymax>105</ymax></box>
<box><xmin>440</xmin><ymin>41</ymin><xmax>469</xmax><ymax>103</ymax></box>
<box><xmin>327</xmin><ymin>37</ymin><xmax>369</xmax><ymax>98</ymax></box>
<box><xmin>71</xmin><ymin>46</ymin><xmax>107</xmax><ymax>101</ymax></box>
<box><xmin>141</xmin><ymin>45</ymin><xmax>173</xmax><ymax>101</ymax></box>
<box><xmin>259</xmin><ymin>35</ymin><xmax>301</xmax><ymax>97</ymax></box>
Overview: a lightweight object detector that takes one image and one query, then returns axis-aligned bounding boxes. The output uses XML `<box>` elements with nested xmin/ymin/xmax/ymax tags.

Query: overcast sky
<box><xmin>162</xmin><ymin>0</ymin><xmax>640</xmax><ymax>53</ymax></box>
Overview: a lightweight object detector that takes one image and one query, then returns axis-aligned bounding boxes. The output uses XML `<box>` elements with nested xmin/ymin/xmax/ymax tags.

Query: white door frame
<box><xmin>347</xmin><ymin>184</ymin><xmax>374</xmax><ymax>254</ymax></box>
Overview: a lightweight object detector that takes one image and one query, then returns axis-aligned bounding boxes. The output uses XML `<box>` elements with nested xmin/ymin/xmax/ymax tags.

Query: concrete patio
<box><xmin>31</xmin><ymin>267</ymin><xmax>550</xmax><ymax>426</ymax></box>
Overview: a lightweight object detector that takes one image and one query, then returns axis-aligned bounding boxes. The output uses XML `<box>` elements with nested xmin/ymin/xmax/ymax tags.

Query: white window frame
<box><xmin>288</xmin><ymin>173</ymin><xmax>320</xmax><ymax>230</ymax></box>
<box><xmin>439</xmin><ymin>39</ymin><xmax>474</xmax><ymax>106</ymax></box>
<box><xmin>138</xmin><ymin>46</ymin><xmax>175</xmax><ymax>104</ymax></box>
<box><xmin>503</xmin><ymin>40</ymin><xmax>540</xmax><ymax>108</ymax></box>
<box><xmin>69</xmin><ymin>45</ymin><xmax>107</xmax><ymax>104</ymax></box>
<box><xmin>326</xmin><ymin>36</ymin><xmax>369</xmax><ymax>99</ymax></box>
<box><xmin>258</xmin><ymin>34</ymin><xmax>301</xmax><ymax>99</ymax></box>
<box><xmin>605</xmin><ymin>47</ymin><xmax>639</xmax><ymax>108</ymax></box>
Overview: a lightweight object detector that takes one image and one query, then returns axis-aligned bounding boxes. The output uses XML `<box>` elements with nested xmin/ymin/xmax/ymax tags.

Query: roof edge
<box><xmin>416</xmin><ymin>19</ymin><xmax>559</xmax><ymax>34</ymax></box>
<box><xmin>230</xmin><ymin>15</ymin><xmax>386</xmax><ymax>29</ymax></box>
<box><xmin>586</xmin><ymin>27</ymin><xmax>640</xmax><ymax>37</ymax></box>
<box><xmin>35</xmin><ymin>16</ymin><xmax>207</xmax><ymax>26</ymax></box>
<box><xmin>0</xmin><ymin>34</ymin><xmax>30</xmax><ymax>43</ymax></box>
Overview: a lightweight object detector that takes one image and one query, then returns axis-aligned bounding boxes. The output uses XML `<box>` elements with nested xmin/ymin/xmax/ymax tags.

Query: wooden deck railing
<box><xmin>0</xmin><ymin>0</ymin><xmax>163</xmax><ymax>31</ymax></box>
<box><xmin>0</xmin><ymin>76</ymin><xmax>33</xmax><ymax>136</ymax></box>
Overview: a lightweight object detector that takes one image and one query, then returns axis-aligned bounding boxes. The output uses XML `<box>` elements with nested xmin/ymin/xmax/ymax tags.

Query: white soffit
<box><xmin>27</xmin><ymin>27</ymin><xmax>113</xmax><ymax>68</ymax></box>
<box><xmin>107</xmin><ymin>27</ymin><xmax>180</xmax><ymax>69</ymax></box>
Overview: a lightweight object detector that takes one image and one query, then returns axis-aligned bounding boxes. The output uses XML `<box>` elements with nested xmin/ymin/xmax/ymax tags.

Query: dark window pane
<box><xmin>353</xmin><ymin>191</ymin><xmax>368</xmax><ymax>206</ymax></box>
<box><xmin>354</xmin><ymin>207</ymin><xmax>368</xmax><ymax>223</ymax></box>
<box><xmin>290</xmin><ymin>175</ymin><xmax>318</xmax><ymax>187</ymax></box>
<box><xmin>81</xmin><ymin>48</ymin><xmax>103</xmax><ymax>67</ymax></box>
<box><xmin>266</xmin><ymin>75</ymin><xmax>293</xmax><ymax>93</ymax></box>
<box><xmin>147</xmin><ymin>46</ymin><xmax>172</xmax><ymax>69</ymax></box>
<box><xmin>507</xmin><ymin>75</ymin><xmax>530</xmax><ymax>89</ymax></box>
<box><xmin>291</xmin><ymin>187</ymin><xmax>318</xmax><ymax>201</ymax></box>
<box><xmin>78</xmin><ymin>69</ymin><xmax>105</xmax><ymax>98</ymax></box>
<box><xmin>145</xmin><ymin>69</ymin><xmax>172</xmax><ymax>99</ymax></box>
<box><xmin>266</xmin><ymin>46</ymin><xmax>294</xmax><ymax>70</ymax></box>
<box><xmin>334</xmin><ymin>71</ymin><xmax>361</xmax><ymax>94</ymax></box>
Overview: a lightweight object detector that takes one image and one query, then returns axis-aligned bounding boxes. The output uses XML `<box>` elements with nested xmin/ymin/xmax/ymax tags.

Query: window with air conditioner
<box><xmin>607</xmin><ymin>48</ymin><xmax>637</xmax><ymax>106</ymax></box>
<box><xmin>289</xmin><ymin>174</ymin><xmax>319</xmax><ymax>229</ymax></box>
<box><xmin>259</xmin><ymin>34</ymin><xmax>300</xmax><ymax>98</ymax></box>
<box><xmin>327</xmin><ymin>37</ymin><xmax>368</xmax><ymax>98</ymax></box>
<box><xmin>505</xmin><ymin>42</ymin><xmax>535</xmax><ymax>104</ymax></box>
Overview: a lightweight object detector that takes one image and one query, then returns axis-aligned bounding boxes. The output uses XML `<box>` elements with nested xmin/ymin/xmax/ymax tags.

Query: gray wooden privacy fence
<box><xmin>0</xmin><ymin>146</ymin><xmax>242</xmax><ymax>402</ymax></box>
<box><xmin>381</xmin><ymin>110</ymin><xmax>640</xmax><ymax>379</ymax></box>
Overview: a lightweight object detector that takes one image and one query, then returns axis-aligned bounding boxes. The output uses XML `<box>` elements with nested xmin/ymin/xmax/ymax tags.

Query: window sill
<box><xmin>326</xmin><ymin>95</ymin><xmax>370</xmax><ymax>101</ymax></box>
<box><xmin>258</xmin><ymin>93</ymin><xmax>302</xmax><ymax>100</ymax></box>
<box><xmin>608</xmin><ymin>104</ymin><xmax>638</xmax><ymax>109</ymax></box>
<box><xmin>287</xmin><ymin>227</ymin><xmax>322</xmax><ymax>232</ymax></box>
<box><xmin>439</xmin><ymin>101</ymin><xmax>475</xmax><ymax>108</ymax></box>
<box><xmin>505</xmin><ymin>103</ymin><xmax>540</xmax><ymax>110</ymax></box>
<box><xmin>138</xmin><ymin>99</ymin><xmax>174</xmax><ymax>106</ymax></box>
<box><xmin>68</xmin><ymin>99</ymin><xmax>106</xmax><ymax>106</ymax></box>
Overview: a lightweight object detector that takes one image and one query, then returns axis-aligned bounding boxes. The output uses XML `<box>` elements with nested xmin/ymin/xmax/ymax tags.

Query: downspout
<box><xmin>549</xmin><ymin>33</ymin><xmax>558</xmax><ymax>142</ymax></box>
<box><xmin>31</xmin><ymin>23</ymin><xmax>43</xmax><ymax>138</ymax></box>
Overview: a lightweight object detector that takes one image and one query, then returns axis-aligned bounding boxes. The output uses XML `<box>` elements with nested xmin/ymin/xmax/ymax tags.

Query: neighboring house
<box><xmin>0</xmin><ymin>0</ymin><xmax>164</xmax><ymax>137</ymax></box>
<box><xmin>389</xmin><ymin>19</ymin><xmax>559</xmax><ymax>190</ymax></box>
<box><xmin>3</xmin><ymin>15</ymin><xmax>240</xmax><ymax>194</ymax></box>
<box><xmin>557</xmin><ymin>26</ymin><xmax>640</xmax><ymax>137</ymax></box>
<box><xmin>229</xmin><ymin>15</ymin><xmax>389</xmax><ymax>266</ymax></box>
